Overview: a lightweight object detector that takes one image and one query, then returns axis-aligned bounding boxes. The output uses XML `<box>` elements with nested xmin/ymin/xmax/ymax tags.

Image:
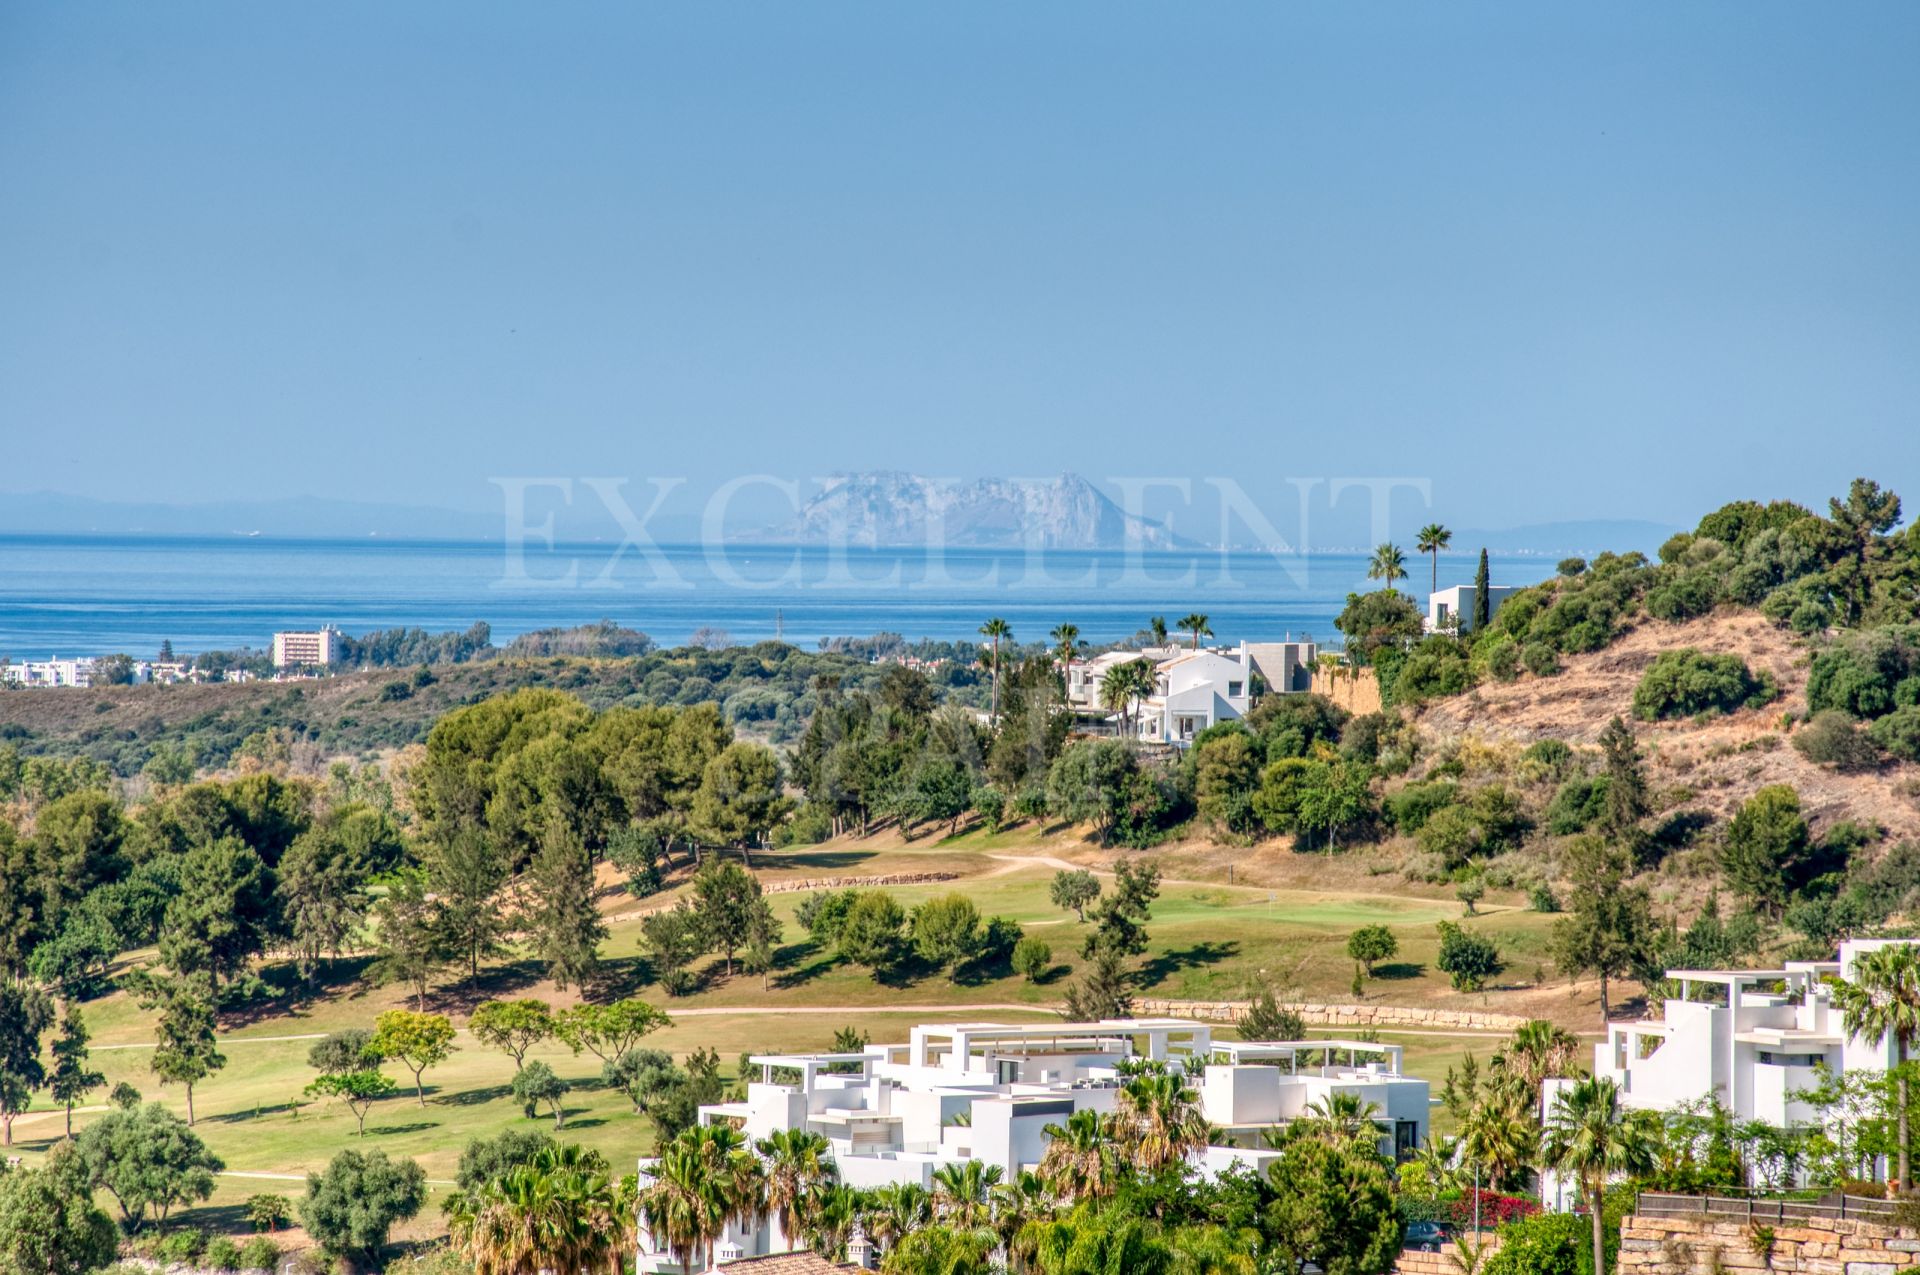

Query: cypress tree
<box><xmin>1472</xmin><ymin>549</ymin><xmax>1492</xmax><ymax>631</ymax></box>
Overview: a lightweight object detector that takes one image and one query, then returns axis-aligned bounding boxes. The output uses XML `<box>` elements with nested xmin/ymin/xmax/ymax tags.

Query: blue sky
<box><xmin>2</xmin><ymin>3</ymin><xmax>1916</xmax><ymax>529</ymax></box>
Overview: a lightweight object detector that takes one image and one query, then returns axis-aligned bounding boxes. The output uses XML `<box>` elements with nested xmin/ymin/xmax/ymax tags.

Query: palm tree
<box><xmin>1116</xmin><ymin>1070</ymin><xmax>1213</xmax><ymax>1172</ymax></box>
<box><xmin>930</xmin><ymin>1159</ymin><xmax>1002</xmax><ymax>1230</ymax></box>
<box><xmin>1099</xmin><ymin>658</ymin><xmax>1154</xmax><ymax>738</ymax></box>
<box><xmin>757</xmin><ymin>1128</ymin><xmax>836</xmax><ymax>1252</ymax></box>
<box><xmin>1542</xmin><ymin>1077</ymin><xmax>1657</xmax><ymax>1275</ymax></box>
<box><xmin>803</xmin><ymin>1182</ymin><xmax>858</xmax><ymax>1259</ymax></box>
<box><xmin>991</xmin><ymin>1170</ymin><xmax>1051</xmax><ymax>1273</ymax></box>
<box><xmin>1368</xmin><ymin>543</ymin><xmax>1408</xmax><ymax>593</ymax></box>
<box><xmin>1457</xmin><ymin>1093</ymin><xmax>1538</xmax><ymax>1197</ymax></box>
<box><xmin>1050</xmin><ymin>623</ymin><xmax>1082</xmax><ymax>692</ymax></box>
<box><xmin>1176</xmin><ymin>613</ymin><xmax>1212</xmax><ymax>650</ymax></box>
<box><xmin>1833</xmin><ymin>943</ymin><xmax>1920</xmax><ymax>1187</ymax></box>
<box><xmin>864</xmin><ymin>1181</ymin><xmax>931</xmax><ymax>1255</ymax></box>
<box><xmin>450</xmin><ymin>1144</ymin><xmax>635</xmax><ymax>1275</ymax></box>
<box><xmin>1503</xmin><ymin>1020</ymin><xmax>1584</xmax><ymax>1095</ymax></box>
<box><xmin>1038</xmin><ymin>1108</ymin><xmax>1117</xmax><ymax>1203</ymax></box>
<box><xmin>1147</xmin><ymin>616</ymin><xmax>1168</xmax><ymax>648</ymax></box>
<box><xmin>1417</xmin><ymin>524</ymin><xmax>1452</xmax><ymax>595</ymax></box>
<box><xmin>639</xmin><ymin>1125</ymin><xmax>763</xmax><ymax>1275</ymax></box>
<box><xmin>979</xmin><ymin>618</ymin><xmax>1013</xmax><ymax>723</ymax></box>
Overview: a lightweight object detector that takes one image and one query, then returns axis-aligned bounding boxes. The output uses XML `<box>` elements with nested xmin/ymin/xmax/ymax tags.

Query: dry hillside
<box><xmin>1418</xmin><ymin>611</ymin><xmax>1920</xmax><ymax>842</ymax></box>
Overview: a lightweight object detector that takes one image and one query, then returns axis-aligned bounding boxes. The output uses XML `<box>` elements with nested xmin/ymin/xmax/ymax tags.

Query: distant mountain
<box><xmin>744</xmin><ymin>472</ymin><xmax>1188</xmax><ymax>550</ymax></box>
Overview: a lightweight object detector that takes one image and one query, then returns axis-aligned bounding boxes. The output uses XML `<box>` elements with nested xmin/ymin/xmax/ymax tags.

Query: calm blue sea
<box><xmin>0</xmin><ymin>534</ymin><xmax>1555</xmax><ymax>657</ymax></box>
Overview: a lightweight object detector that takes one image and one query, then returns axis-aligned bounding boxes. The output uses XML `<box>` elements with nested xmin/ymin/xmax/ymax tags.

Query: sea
<box><xmin>0</xmin><ymin>534</ymin><xmax>1558</xmax><ymax>657</ymax></box>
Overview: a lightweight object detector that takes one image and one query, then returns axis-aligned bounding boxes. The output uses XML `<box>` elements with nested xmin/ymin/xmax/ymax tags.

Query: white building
<box><xmin>271</xmin><ymin>626</ymin><xmax>342</xmax><ymax>668</ymax></box>
<box><xmin>634</xmin><ymin>1017</ymin><xmax>1428</xmax><ymax>1273</ymax></box>
<box><xmin>0</xmin><ymin>656</ymin><xmax>159</xmax><ymax>688</ymax></box>
<box><xmin>1426</xmin><ymin>585</ymin><xmax>1519</xmax><ymax>635</ymax></box>
<box><xmin>1065</xmin><ymin>640</ymin><xmax>1319</xmax><ymax>747</ymax></box>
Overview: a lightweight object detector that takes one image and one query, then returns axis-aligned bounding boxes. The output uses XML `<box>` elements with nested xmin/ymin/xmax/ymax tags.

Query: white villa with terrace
<box><xmin>1065</xmin><ymin>640</ymin><xmax>1318</xmax><ymax>746</ymax></box>
<box><xmin>634</xmin><ymin>1016</ymin><xmax>1429</xmax><ymax>1272</ymax></box>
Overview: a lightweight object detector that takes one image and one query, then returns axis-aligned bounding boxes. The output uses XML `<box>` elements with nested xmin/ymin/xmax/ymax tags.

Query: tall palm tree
<box><xmin>1542</xmin><ymin>1077</ymin><xmax>1657</xmax><ymax>1275</ymax></box>
<box><xmin>1833</xmin><ymin>943</ymin><xmax>1920</xmax><ymax>1187</ymax></box>
<box><xmin>1099</xmin><ymin>657</ymin><xmax>1154</xmax><ymax>738</ymax></box>
<box><xmin>1457</xmin><ymin>1093</ymin><xmax>1538</xmax><ymax>1196</ymax></box>
<box><xmin>991</xmin><ymin>1170</ymin><xmax>1052</xmax><ymax>1273</ymax></box>
<box><xmin>1367</xmin><ymin>543</ymin><xmax>1408</xmax><ymax>593</ymax></box>
<box><xmin>1116</xmin><ymin>1070</ymin><xmax>1213</xmax><ymax>1172</ymax></box>
<box><xmin>451</xmin><ymin>1144</ymin><xmax>635</xmax><ymax>1275</ymax></box>
<box><xmin>756</xmin><ymin>1128</ymin><xmax>836</xmax><ymax>1252</ymax></box>
<box><xmin>1038</xmin><ymin>1108</ymin><xmax>1117</xmax><ymax>1203</ymax></box>
<box><xmin>979</xmin><ymin>618</ymin><xmax>1013</xmax><ymax>723</ymax></box>
<box><xmin>1503</xmin><ymin>1020</ymin><xmax>1584</xmax><ymax>1094</ymax></box>
<box><xmin>1417</xmin><ymin>524</ymin><xmax>1452</xmax><ymax>595</ymax></box>
<box><xmin>1050</xmin><ymin>623</ymin><xmax>1082</xmax><ymax>691</ymax></box>
<box><xmin>1176</xmin><ymin>613</ymin><xmax>1212</xmax><ymax>650</ymax></box>
<box><xmin>865</xmin><ymin>1181</ymin><xmax>931</xmax><ymax>1255</ymax></box>
<box><xmin>639</xmin><ymin>1125</ymin><xmax>763</xmax><ymax>1275</ymax></box>
<box><xmin>1147</xmin><ymin>616</ymin><xmax>1168</xmax><ymax>647</ymax></box>
<box><xmin>931</xmin><ymin>1158</ymin><xmax>1002</xmax><ymax>1230</ymax></box>
<box><xmin>803</xmin><ymin>1182</ymin><xmax>859</xmax><ymax>1259</ymax></box>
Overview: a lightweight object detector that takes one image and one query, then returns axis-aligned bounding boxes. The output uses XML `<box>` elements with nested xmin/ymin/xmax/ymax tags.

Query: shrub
<box><xmin>1434</xmin><ymin>921</ymin><xmax>1503</xmax><ymax>991</ymax></box>
<box><xmin>1794</xmin><ymin>710</ymin><xmax>1883</xmax><ymax>772</ymax></box>
<box><xmin>152</xmin><ymin>1228</ymin><xmax>208</xmax><ymax>1263</ymax></box>
<box><xmin>1346</xmin><ymin>925</ymin><xmax>1398</xmax><ymax>975</ymax></box>
<box><xmin>1522</xmin><ymin>738</ymin><xmax>1573</xmax><ymax>774</ymax></box>
<box><xmin>205</xmin><ymin>1235</ymin><xmax>245</xmax><ymax>1271</ymax></box>
<box><xmin>1869</xmin><ymin>705</ymin><xmax>1920</xmax><ymax>763</ymax></box>
<box><xmin>1522</xmin><ymin>642</ymin><xmax>1559</xmax><ymax>677</ymax></box>
<box><xmin>1807</xmin><ymin>625</ymin><xmax>1920</xmax><ymax>719</ymax></box>
<box><xmin>1545</xmin><ymin>775</ymin><xmax>1608</xmax><ymax>835</ymax></box>
<box><xmin>1456</xmin><ymin>873</ymin><xmax>1487</xmax><ymax>914</ymax></box>
<box><xmin>1632</xmin><ymin>648</ymin><xmax>1776</xmax><ymax>720</ymax></box>
<box><xmin>239</xmin><ymin>1236</ymin><xmax>282</xmax><ymax>1271</ymax></box>
<box><xmin>1529</xmin><ymin>883</ymin><xmax>1561</xmax><ymax>913</ymax></box>
<box><xmin>1011</xmin><ymin>936</ymin><xmax>1052</xmax><ymax>982</ymax></box>
<box><xmin>1384</xmin><ymin>780</ymin><xmax>1459</xmax><ymax>834</ymax></box>
<box><xmin>1417</xmin><ymin>805</ymin><xmax>1482</xmax><ymax>867</ymax></box>
<box><xmin>1481</xmin><ymin>1209</ymin><xmax>1581</xmax><ymax>1275</ymax></box>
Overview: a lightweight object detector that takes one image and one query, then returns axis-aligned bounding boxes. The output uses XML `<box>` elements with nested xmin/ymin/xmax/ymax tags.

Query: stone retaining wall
<box><xmin>1397</xmin><ymin>1239</ymin><xmax>1499</xmax><ymax>1275</ymax></box>
<box><xmin>1622</xmin><ymin>1210</ymin><xmax>1919</xmax><ymax>1275</ymax></box>
<box><xmin>1133</xmin><ymin>998</ymin><xmax>1531</xmax><ymax>1033</ymax></box>
<box><xmin>613</xmin><ymin>872</ymin><xmax>961</xmax><ymax>921</ymax></box>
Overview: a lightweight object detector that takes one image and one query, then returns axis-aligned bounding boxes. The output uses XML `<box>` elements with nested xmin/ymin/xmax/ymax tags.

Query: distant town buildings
<box><xmin>0</xmin><ymin>656</ymin><xmax>194</xmax><ymax>688</ymax></box>
<box><xmin>1066</xmin><ymin>639</ymin><xmax>1319</xmax><ymax>746</ymax></box>
<box><xmin>271</xmin><ymin>625</ymin><xmax>342</xmax><ymax>668</ymax></box>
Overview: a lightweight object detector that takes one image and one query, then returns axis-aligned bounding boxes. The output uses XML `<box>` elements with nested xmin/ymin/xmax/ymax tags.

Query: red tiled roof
<box><xmin>717</xmin><ymin>1253</ymin><xmax>855</xmax><ymax>1275</ymax></box>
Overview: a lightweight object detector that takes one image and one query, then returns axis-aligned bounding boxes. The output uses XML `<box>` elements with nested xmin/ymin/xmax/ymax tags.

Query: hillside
<box><xmin>1417</xmin><ymin>610</ymin><xmax>1920</xmax><ymax>841</ymax></box>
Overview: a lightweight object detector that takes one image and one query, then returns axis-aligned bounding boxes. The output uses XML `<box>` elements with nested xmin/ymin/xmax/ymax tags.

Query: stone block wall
<box><xmin>1621</xmin><ymin>1211</ymin><xmax>1918</xmax><ymax>1275</ymax></box>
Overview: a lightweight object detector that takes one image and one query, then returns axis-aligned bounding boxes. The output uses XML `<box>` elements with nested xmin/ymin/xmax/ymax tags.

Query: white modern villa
<box><xmin>1425</xmin><ymin>584</ymin><xmax>1519</xmax><ymax>635</ymax></box>
<box><xmin>634</xmin><ymin>1016</ymin><xmax>1429</xmax><ymax>1273</ymax></box>
<box><xmin>1065</xmin><ymin>640</ymin><xmax>1318</xmax><ymax>746</ymax></box>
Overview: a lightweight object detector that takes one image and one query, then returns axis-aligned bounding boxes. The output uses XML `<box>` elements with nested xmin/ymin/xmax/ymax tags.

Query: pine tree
<box><xmin>146</xmin><ymin>976</ymin><xmax>225</xmax><ymax>1125</ymax></box>
<box><xmin>369</xmin><ymin>870</ymin><xmax>450</xmax><ymax>1011</ymax></box>
<box><xmin>1598</xmin><ymin>716</ymin><xmax>1650</xmax><ymax>853</ymax></box>
<box><xmin>426</xmin><ymin>829</ymin><xmax>511</xmax><ymax>985</ymax></box>
<box><xmin>1472</xmin><ymin>549</ymin><xmax>1492</xmax><ymax>630</ymax></box>
<box><xmin>49</xmin><ymin>1005</ymin><xmax>105</xmax><ymax>1139</ymax></box>
<box><xmin>521</xmin><ymin>817</ymin><xmax>607</xmax><ymax>991</ymax></box>
<box><xmin>1063</xmin><ymin>944</ymin><xmax>1134</xmax><ymax>1020</ymax></box>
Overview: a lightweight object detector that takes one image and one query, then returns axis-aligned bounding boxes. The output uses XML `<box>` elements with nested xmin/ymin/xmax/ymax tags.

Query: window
<box><xmin>1757</xmin><ymin>1051</ymin><xmax>1824</xmax><ymax>1067</ymax></box>
<box><xmin>1227</xmin><ymin>681</ymin><xmax>1244</xmax><ymax>697</ymax></box>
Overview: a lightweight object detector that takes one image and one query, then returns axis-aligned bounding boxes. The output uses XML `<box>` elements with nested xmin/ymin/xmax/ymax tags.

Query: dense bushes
<box><xmin>1793</xmin><ymin>711</ymin><xmax>1882</xmax><ymax>771</ymax></box>
<box><xmin>1631</xmin><ymin>648</ymin><xmax>1776</xmax><ymax>720</ymax></box>
<box><xmin>1807</xmin><ymin>625</ymin><xmax>1920</xmax><ymax>719</ymax></box>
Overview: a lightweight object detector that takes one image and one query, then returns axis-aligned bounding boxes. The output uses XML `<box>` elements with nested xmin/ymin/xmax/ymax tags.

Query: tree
<box><xmin>1346</xmin><ymin>925</ymin><xmax>1399</xmax><ymax>977</ymax></box>
<box><xmin>979</xmin><ymin>618</ymin><xmax>1013</xmax><ymax>722</ymax></box>
<box><xmin>1052</xmin><ymin>623</ymin><xmax>1084</xmax><ymax>680</ymax></box>
<box><xmin>1832</xmin><ymin>943</ymin><xmax>1920</xmax><ymax>1188</ymax></box>
<box><xmin>758</xmin><ymin>1127</ymin><xmax>837</xmax><ymax>1250</ymax></box>
<box><xmin>1260</xmin><ymin>1138</ymin><xmax>1403</xmax><ymax>1275</ymax></box>
<box><xmin>0</xmin><ymin>981</ymin><xmax>52</xmax><ymax>1146</ymax></box>
<box><xmin>1115</xmin><ymin>1069</ymin><xmax>1210</xmax><ymax>1173</ymax></box>
<box><xmin>640</xmin><ymin>1124</ymin><xmax>764</xmax><ymax>1275</ymax></box>
<box><xmin>911</xmin><ymin>894</ymin><xmax>983</xmax><ymax>972</ymax></box>
<box><xmin>837</xmin><ymin>891</ymin><xmax>906</xmax><ymax>975</ymax></box>
<box><xmin>424</xmin><ymin>828</ymin><xmax>512</xmax><ymax>985</ymax></box>
<box><xmin>369</xmin><ymin>868</ymin><xmax>451</xmax><ymax>1010</ymax></box>
<box><xmin>0</xmin><ymin>1163</ymin><xmax>118</xmax><ymax>1275</ymax></box>
<box><xmin>1084</xmin><ymin>858</ymin><xmax>1160</xmax><ymax>960</ymax></box>
<box><xmin>1719</xmin><ymin>785</ymin><xmax>1811</xmax><ymax>916</ymax></box>
<box><xmin>510</xmin><ymin>1060</ymin><xmax>568</xmax><ymax>1128</ymax></box>
<box><xmin>309</xmin><ymin>1028</ymin><xmax>377</xmax><ymax>1077</ymax></box>
<box><xmin>157</xmin><ymin>835</ymin><xmax>276</xmax><ymax>987</ymax></box>
<box><xmin>1177</xmin><ymin>613</ymin><xmax>1213</xmax><ymax>650</ymax></box>
<box><xmin>145</xmin><ymin>975</ymin><xmax>224</xmax><ymax>1126</ymax></box>
<box><xmin>245</xmin><ymin>1193</ymin><xmax>293</xmax><ymax>1232</ymax></box>
<box><xmin>641</xmin><ymin>904</ymin><xmax>706</xmax><ymax>996</ymax></box>
<box><xmin>1049</xmin><ymin>869</ymin><xmax>1101</xmax><ymax>922</ymax></box>
<box><xmin>1147</xmin><ymin>615</ymin><xmax>1168</xmax><ymax>647</ymax></box>
<box><xmin>1417</xmin><ymin>524</ymin><xmax>1453</xmax><ymax>595</ymax></box>
<box><xmin>301</xmin><ymin>1147</ymin><xmax>427</xmax><ymax>1270</ymax></box>
<box><xmin>469</xmin><ymin>999</ymin><xmax>555</xmax><ymax>1073</ymax></box>
<box><xmin>1435</xmin><ymin>922</ymin><xmax>1503</xmax><ymax>992</ymax></box>
<box><xmin>1542</xmin><ymin>1078</ymin><xmax>1657</xmax><ymax>1275</ymax></box>
<box><xmin>70</xmin><ymin>1101</ymin><xmax>222</xmax><ymax>1231</ymax></box>
<box><xmin>306</xmin><ymin>1069</ymin><xmax>397</xmax><ymax>1137</ymax></box>
<box><xmin>1012</xmin><ymin>936</ymin><xmax>1052</xmax><ymax>982</ymax></box>
<box><xmin>691</xmin><ymin>743</ymin><xmax>789</xmax><ymax>861</ymax></box>
<box><xmin>553</xmin><ymin>998</ymin><xmax>672</xmax><ymax>1067</ymax></box>
<box><xmin>448</xmin><ymin>1143</ymin><xmax>634</xmax><ymax>1275</ymax></box>
<box><xmin>26</xmin><ymin>911</ymin><xmax>119</xmax><ymax>1003</ymax></box>
<box><xmin>1368</xmin><ymin>544</ymin><xmax>1408</xmax><ymax>593</ymax></box>
<box><xmin>520</xmin><ymin>816</ymin><xmax>606</xmax><ymax>990</ymax></box>
<box><xmin>1063</xmin><ymin>945</ymin><xmax>1135</xmax><ymax>1021</ymax></box>
<box><xmin>1472</xmin><ymin>549</ymin><xmax>1492</xmax><ymax>630</ymax></box>
<box><xmin>1099</xmin><ymin>658</ymin><xmax>1156</xmax><ymax>739</ymax></box>
<box><xmin>369</xmin><ymin>1009</ymin><xmax>457</xmax><ymax>1106</ymax></box>
<box><xmin>1239</xmin><ymin>984</ymin><xmax>1306</xmax><ymax>1042</ymax></box>
<box><xmin>1194</xmin><ymin>730</ymin><xmax>1262</xmax><ymax>837</ymax></box>
<box><xmin>742</xmin><ymin>894</ymin><xmax>782</xmax><ymax>991</ymax></box>
<box><xmin>1596</xmin><ymin>716</ymin><xmax>1649</xmax><ymax>848</ymax></box>
<box><xmin>1038</xmin><ymin>1109</ymin><xmax>1118</xmax><ymax>1203</ymax></box>
<box><xmin>1296</xmin><ymin>760</ymin><xmax>1372</xmax><ymax>853</ymax></box>
<box><xmin>47</xmin><ymin>1005</ymin><xmax>104</xmax><ymax>1139</ymax></box>
<box><xmin>690</xmin><ymin>857</ymin><xmax>764</xmax><ymax>976</ymax></box>
<box><xmin>1550</xmin><ymin>837</ymin><xmax>1657</xmax><ymax>1027</ymax></box>
<box><xmin>279</xmin><ymin>815</ymin><xmax>378</xmax><ymax>980</ymax></box>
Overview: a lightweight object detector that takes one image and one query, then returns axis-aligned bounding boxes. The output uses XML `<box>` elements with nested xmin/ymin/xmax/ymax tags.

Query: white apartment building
<box><xmin>0</xmin><ymin>656</ymin><xmax>163</xmax><ymax>688</ymax></box>
<box><xmin>1426</xmin><ymin>585</ymin><xmax>1519</xmax><ymax>635</ymax></box>
<box><xmin>271</xmin><ymin>626</ymin><xmax>342</xmax><ymax>668</ymax></box>
<box><xmin>1064</xmin><ymin>640</ymin><xmax>1319</xmax><ymax>747</ymax></box>
<box><xmin>635</xmin><ymin>1017</ymin><xmax>1429</xmax><ymax>1273</ymax></box>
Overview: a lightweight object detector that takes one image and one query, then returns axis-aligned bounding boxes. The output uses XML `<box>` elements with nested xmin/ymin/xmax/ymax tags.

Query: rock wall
<box><xmin>1622</xmin><ymin>1210</ymin><xmax>1917</xmax><ymax>1275</ymax></box>
<box><xmin>1397</xmin><ymin>1240</ymin><xmax>1500</xmax><ymax>1275</ymax></box>
<box><xmin>1133</xmin><ymin>998</ymin><xmax>1531</xmax><ymax>1033</ymax></box>
<box><xmin>612</xmin><ymin>872</ymin><xmax>961</xmax><ymax>922</ymax></box>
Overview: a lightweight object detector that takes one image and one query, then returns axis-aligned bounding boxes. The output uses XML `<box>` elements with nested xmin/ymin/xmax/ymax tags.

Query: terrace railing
<box><xmin>1635</xmin><ymin>1190</ymin><xmax>1900</xmax><ymax>1224</ymax></box>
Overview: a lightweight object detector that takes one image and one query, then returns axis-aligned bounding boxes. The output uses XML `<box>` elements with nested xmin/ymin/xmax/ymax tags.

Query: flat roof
<box><xmin>916</xmin><ymin>1018</ymin><xmax>1206</xmax><ymax>1039</ymax></box>
<box><xmin>1667</xmin><ymin>969</ymin><xmax>1793</xmax><ymax>984</ymax></box>
<box><xmin>749</xmin><ymin>1052</ymin><xmax>873</xmax><ymax>1067</ymax></box>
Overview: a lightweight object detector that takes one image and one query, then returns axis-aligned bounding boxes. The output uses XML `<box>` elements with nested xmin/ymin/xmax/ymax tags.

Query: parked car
<box><xmin>1404</xmin><ymin>1221</ymin><xmax>1451</xmax><ymax>1252</ymax></box>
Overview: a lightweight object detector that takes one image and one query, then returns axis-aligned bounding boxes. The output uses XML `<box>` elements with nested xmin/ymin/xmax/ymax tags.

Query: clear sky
<box><xmin>2</xmin><ymin>3</ymin><xmax>1916</xmax><ymax>528</ymax></box>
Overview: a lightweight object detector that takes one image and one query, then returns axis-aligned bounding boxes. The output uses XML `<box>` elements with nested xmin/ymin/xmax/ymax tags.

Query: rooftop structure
<box><xmin>271</xmin><ymin>625</ymin><xmax>342</xmax><ymax>668</ymax></box>
<box><xmin>635</xmin><ymin>1016</ymin><xmax>1428</xmax><ymax>1273</ymax></box>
